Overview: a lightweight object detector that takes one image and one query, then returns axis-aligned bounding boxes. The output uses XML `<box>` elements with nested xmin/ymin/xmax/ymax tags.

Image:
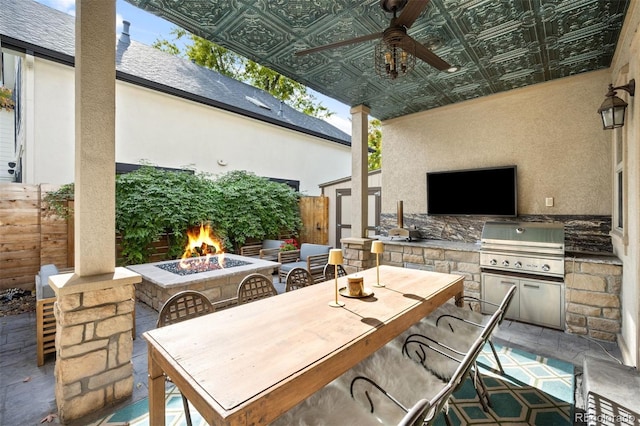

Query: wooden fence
<box><xmin>0</xmin><ymin>183</ymin><xmax>190</xmax><ymax>292</ymax></box>
<box><xmin>0</xmin><ymin>183</ymin><xmax>329</xmax><ymax>292</ymax></box>
<box><xmin>0</xmin><ymin>184</ymin><xmax>68</xmax><ymax>291</ymax></box>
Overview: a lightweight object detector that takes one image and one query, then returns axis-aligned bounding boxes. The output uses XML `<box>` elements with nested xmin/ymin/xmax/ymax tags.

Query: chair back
<box><xmin>397</xmin><ymin>398</ymin><xmax>431</xmax><ymax>426</ymax></box>
<box><xmin>424</xmin><ymin>383</ymin><xmax>456</xmax><ymax>425</ymax></box>
<box><xmin>285</xmin><ymin>267</ymin><xmax>313</xmax><ymax>292</ymax></box>
<box><xmin>480</xmin><ymin>308</ymin><xmax>503</xmax><ymax>342</ymax></box>
<box><xmin>156</xmin><ymin>290</ymin><xmax>212</xmax><ymax>426</ymax></box>
<box><xmin>263</xmin><ymin>239</ymin><xmax>285</xmax><ymax>249</ymax></box>
<box><xmin>237</xmin><ymin>273</ymin><xmax>278</xmax><ymax>304</ymax></box>
<box><xmin>323</xmin><ymin>263</ymin><xmax>347</xmax><ymax>281</ymax></box>
<box><xmin>448</xmin><ymin>335</ymin><xmax>485</xmax><ymax>391</ymax></box>
<box><xmin>157</xmin><ymin>290</ymin><xmax>214</xmax><ymax>328</ymax></box>
<box><xmin>398</xmin><ymin>382</ymin><xmax>455</xmax><ymax>426</ymax></box>
<box><xmin>497</xmin><ymin>284</ymin><xmax>517</xmax><ymax>324</ymax></box>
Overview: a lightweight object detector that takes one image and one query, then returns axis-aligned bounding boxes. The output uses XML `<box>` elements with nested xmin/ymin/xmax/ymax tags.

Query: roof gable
<box><xmin>0</xmin><ymin>0</ymin><xmax>351</xmax><ymax>145</ymax></box>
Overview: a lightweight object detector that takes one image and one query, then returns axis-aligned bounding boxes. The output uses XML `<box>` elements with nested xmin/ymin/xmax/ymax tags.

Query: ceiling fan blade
<box><xmin>295</xmin><ymin>32</ymin><xmax>383</xmax><ymax>56</ymax></box>
<box><xmin>399</xmin><ymin>35</ymin><xmax>452</xmax><ymax>71</ymax></box>
<box><xmin>395</xmin><ymin>0</ymin><xmax>430</xmax><ymax>29</ymax></box>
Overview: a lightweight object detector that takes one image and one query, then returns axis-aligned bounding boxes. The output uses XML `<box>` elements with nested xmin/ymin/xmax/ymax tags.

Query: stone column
<box><xmin>48</xmin><ymin>1</ymin><xmax>143</xmax><ymax>423</ymax></box>
<box><xmin>350</xmin><ymin>105</ymin><xmax>370</xmax><ymax>239</ymax></box>
<box><xmin>50</xmin><ymin>269</ymin><xmax>141</xmax><ymax>422</ymax></box>
<box><xmin>341</xmin><ymin>238</ymin><xmax>376</xmax><ymax>272</ymax></box>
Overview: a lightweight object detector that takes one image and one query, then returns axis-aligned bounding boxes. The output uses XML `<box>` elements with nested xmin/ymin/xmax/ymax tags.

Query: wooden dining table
<box><xmin>144</xmin><ymin>265</ymin><xmax>464</xmax><ymax>425</ymax></box>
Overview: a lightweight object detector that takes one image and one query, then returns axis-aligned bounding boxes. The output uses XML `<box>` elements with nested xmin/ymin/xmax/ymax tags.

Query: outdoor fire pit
<box><xmin>128</xmin><ymin>254</ymin><xmax>279</xmax><ymax>311</ymax></box>
<box><xmin>127</xmin><ymin>224</ymin><xmax>280</xmax><ymax>310</ymax></box>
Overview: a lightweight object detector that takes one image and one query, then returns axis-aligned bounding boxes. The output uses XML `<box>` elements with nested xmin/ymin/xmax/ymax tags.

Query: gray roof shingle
<box><xmin>0</xmin><ymin>0</ymin><xmax>351</xmax><ymax>145</ymax></box>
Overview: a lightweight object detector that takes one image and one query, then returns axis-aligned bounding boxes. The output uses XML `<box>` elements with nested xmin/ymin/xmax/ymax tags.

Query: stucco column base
<box><xmin>49</xmin><ymin>268</ymin><xmax>141</xmax><ymax>423</ymax></box>
<box><xmin>341</xmin><ymin>237</ymin><xmax>377</xmax><ymax>272</ymax></box>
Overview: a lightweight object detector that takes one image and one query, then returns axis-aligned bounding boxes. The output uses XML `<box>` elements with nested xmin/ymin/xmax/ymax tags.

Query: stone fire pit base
<box><xmin>126</xmin><ymin>254</ymin><xmax>280</xmax><ymax>311</ymax></box>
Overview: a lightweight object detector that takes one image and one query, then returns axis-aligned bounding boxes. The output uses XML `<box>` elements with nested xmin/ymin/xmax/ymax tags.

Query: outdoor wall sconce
<box><xmin>598</xmin><ymin>79</ymin><xmax>635</xmax><ymax>129</ymax></box>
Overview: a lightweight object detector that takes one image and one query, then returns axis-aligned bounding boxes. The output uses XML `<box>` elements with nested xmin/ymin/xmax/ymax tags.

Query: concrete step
<box><xmin>582</xmin><ymin>355</ymin><xmax>640</xmax><ymax>425</ymax></box>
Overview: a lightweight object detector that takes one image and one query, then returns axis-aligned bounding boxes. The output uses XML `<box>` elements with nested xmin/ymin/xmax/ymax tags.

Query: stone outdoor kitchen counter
<box><xmin>367</xmin><ymin>238</ymin><xmax>622</xmax><ymax>341</ymax></box>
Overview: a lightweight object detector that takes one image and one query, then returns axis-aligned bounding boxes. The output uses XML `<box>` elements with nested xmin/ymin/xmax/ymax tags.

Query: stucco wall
<box><xmin>382</xmin><ymin>69</ymin><xmax>611</xmax><ymax>216</ymax></box>
<box><xmin>0</xmin><ymin>110</ymin><xmax>15</xmax><ymax>182</ymax></box>
<box><xmin>609</xmin><ymin>1</ymin><xmax>639</xmax><ymax>368</ymax></box>
<box><xmin>28</xmin><ymin>59</ymin><xmax>351</xmax><ymax>195</ymax></box>
<box><xmin>33</xmin><ymin>59</ymin><xmax>74</xmax><ymax>183</ymax></box>
<box><xmin>380</xmin><ymin>9</ymin><xmax>639</xmax><ymax>366</ymax></box>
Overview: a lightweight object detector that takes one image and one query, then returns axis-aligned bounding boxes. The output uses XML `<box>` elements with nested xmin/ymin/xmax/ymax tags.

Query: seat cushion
<box><xmin>392</xmin><ymin>322</ymin><xmax>469</xmax><ymax>381</ymax></box>
<box><xmin>36</xmin><ymin>264</ymin><xmax>59</xmax><ymax>300</ymax></box>
<box><xmin>271</xmin><ymin>381</ymin><xmax>374</xmax><ymax>426</ymax></box>
<box><xmin>280</xmin><ymin>261</ymin><xmax>307</xmax><ymax>274</ymax></box>
<box><xmin>336</xmin><ymin>345</ymin><xmax>446</xmax><ymax>425</ymax></box>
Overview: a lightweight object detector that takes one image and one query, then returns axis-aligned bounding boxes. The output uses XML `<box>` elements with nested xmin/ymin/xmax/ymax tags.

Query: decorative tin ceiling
<box><xmin>125</xmin><ymin>0</ymin><xmax>630</xmax><ymax>120</ymax></box>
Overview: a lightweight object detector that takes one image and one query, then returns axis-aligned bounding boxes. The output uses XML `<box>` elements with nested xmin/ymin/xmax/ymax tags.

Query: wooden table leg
<box><xmin>148</xmin><ymin>346</ymin><xmax>166</xmax><ymax>426</ymax></box>
<box><xmin>455</xmin><ymin>280</ymin><xmax>464</xmax><ymax>307</ymax></box>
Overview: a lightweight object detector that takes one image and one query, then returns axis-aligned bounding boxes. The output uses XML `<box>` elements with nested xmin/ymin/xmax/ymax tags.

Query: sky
<box><xmin>33</xmin><ymin>0</ymin><xmax>353</xmax><ymax>134</ymax></box>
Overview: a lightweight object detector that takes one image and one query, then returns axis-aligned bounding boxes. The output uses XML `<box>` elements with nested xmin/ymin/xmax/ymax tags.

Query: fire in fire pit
<box><xmin>180</xmin><ymin>223</ymin><xmax>222</xmax><ymax>265</ymax></box>
<box><xmin>155</xmin><ymin>223</ymin><xmax>251</xmax><ymax>276</ymax></box>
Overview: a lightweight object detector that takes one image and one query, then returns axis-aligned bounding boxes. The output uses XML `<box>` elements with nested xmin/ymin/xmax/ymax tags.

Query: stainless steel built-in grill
<box><xmin>479</xmin><ymin>221</ymin><xmax>566</xmax><ymax>329</ymax></box>
<box><xmin>480</xmin><ymin>221</ymin><xmax>565</xmax><ymax>278</ymax></box>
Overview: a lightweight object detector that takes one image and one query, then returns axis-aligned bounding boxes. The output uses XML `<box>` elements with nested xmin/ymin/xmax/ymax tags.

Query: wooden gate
<box><xmin>298</xmin><ymin>196</ymin><xmax>328</xmax><ymax>245</ymax></box>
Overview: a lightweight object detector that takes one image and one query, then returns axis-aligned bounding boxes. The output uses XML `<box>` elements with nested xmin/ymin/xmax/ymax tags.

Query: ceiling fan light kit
<box><xmin>296</xmin><ymin>0</ymin><xmax>454</xmax><ymax>79</ymax></box>
<box><xmin>375</xmin><ymin>35</ymin><xmax>416</xmax><ymax>79</ymax></box>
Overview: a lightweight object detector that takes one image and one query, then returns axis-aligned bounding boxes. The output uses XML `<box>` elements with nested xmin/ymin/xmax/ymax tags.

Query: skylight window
<box><xmin>245</xmin><ymin>96</ymin><xmax>271</xmax><ymax>110</ymax></box>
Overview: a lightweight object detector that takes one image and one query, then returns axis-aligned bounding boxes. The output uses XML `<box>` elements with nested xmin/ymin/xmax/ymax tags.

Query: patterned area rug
<box><xmin>435</xmin><ymin>343</ymin><xmax>575</xmax><ymax>426</ymax></box>
<box><xmin>88</xmin><ymin>386</ymin><xmax>209</xmax><ymax>426</ymax></box>
<box><xmin>92</xmin><ymin>344</ymin><xmax>574</xmax><ymax>426</ymax></box>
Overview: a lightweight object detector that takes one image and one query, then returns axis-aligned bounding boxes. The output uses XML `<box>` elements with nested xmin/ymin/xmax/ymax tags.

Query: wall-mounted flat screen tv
<box><xmin>426</xmin><ymin>166</ymin><xmax>517</xmax><ymax>216</ymax></box>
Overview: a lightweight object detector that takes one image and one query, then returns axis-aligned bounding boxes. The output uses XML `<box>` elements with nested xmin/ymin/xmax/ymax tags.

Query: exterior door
<box><xmin>335</xmin><ymin>188</ymin><xmax>381</xmax><ymax>248</ymax></box>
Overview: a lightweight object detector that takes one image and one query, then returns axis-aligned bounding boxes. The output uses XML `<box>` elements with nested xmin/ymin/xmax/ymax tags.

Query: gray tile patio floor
<box><xmin>0</xmin><ymin>293</ymin><xmax>625</xmax><ymax>426</ymax></box>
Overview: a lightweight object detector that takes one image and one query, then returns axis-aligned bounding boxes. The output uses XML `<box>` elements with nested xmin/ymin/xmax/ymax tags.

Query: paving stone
<box><xmin>0</xmin><ymin>300</ymin><xmax>626</xmax><ymax>425</ymax></box>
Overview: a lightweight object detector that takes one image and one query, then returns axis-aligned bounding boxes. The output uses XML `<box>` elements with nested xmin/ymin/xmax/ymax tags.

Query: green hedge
<box><xmin>45</xmin><ymin>168</ymin><xmax>302</xmax><ymax>265</ymax></box>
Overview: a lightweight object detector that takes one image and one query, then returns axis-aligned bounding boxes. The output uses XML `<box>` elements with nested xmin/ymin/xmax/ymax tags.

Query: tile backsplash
<box><xmin>380</xmin><ymin>214</ymin><xmax>612</xmax><ymax>254</ymax></box>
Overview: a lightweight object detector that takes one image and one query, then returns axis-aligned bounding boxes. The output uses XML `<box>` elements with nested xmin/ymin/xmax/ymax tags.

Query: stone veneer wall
<box><xmin>381</xmin><ymin>214</ymin><xmax>613</xmax><ymax>253</ymax></box>
<box><xmin>384</xmin><ymin>245</ymin><xmax>481</xmax><ymax>301</ymax></box>
<box><xmin>134</xmin><ymin>264</ymin><xmax>278</xmax><ymax>311</ymax></box>
<box><xmin>54</xmin><ymin>284</ymin><xmax>135</xmax><ymax>421</ymax></box>
<box><xmin>565</xmin><ymin>257</ymin><xmax>623</xmax><ymax>341</ymax></box>
<box><xmin>136</xmin><ymin>277</ymin><xmax>235</xmax><ymax>311</ymax></box>
<box><xmin>341</xmin><ymin>239</ymin><xmax>481</xmax><ymax>301</ymax></box>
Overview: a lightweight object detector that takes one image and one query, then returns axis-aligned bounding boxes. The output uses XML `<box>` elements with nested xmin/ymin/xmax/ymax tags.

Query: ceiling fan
<box><xmin>295</xmin><ymin>0</ymin><xmax>454</xmax><ymax>74</ymax></box>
